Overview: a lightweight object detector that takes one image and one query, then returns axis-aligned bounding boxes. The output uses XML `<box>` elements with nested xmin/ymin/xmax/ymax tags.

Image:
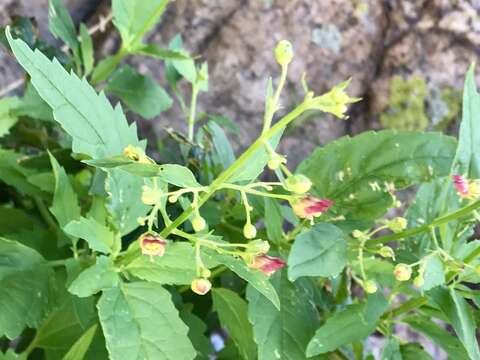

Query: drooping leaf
<box><xmin>247</xmin><ymin>270</ymin><xmax>321</xmax><ymax>360</ymax></box>
<box><xmin>63</xmin><ymin>324</ymin><xmax>98</xmax><ymax>360</ymax></box>
<box><xmin>202</xmin><ymin>249</ymin><xmax>280</xmax><ymax>309</ymax></box>
<box><xmin>403</xmin><ymin>315</ymin><xmax>469</xmax><ymax>360</ymax></box>
<box><xmin>297</xmin><ymin>130</ymin><xmax>456</xmax><ymax>220</ymax></box>
<box><xmin>306</xmin><ymin>293</ymin><xmax>388</xmax><ymax>356</ymax></box>
<box><xmin>112</xmin><ymin>0</ymin><xmax>169</xmax><ymax>48</ymax></box>
<box><xmin>68</xmin><ymin>256</ymin><xmax>119</xmax><ymax>297</ymax></box>
<box><xmin>0</xmin><ymin>238</ymin><xmax>55</xmax><ymax>339</ymax></box>
<box><xmin>106</xmin><ymin>65</ymin><xmax>172</xmax><ymax>119</ymax></box>
<box><xmin>97</xmin><ymin>281</ymin><xmax>196</xmax><ymax>360</ymax></box>
<box><xmin>212</xmin><ymin>288</ymin><xmax>257</xmax><ymax>360</ymax></box>
<box><xmin>288</xmin><ymin>223</ymin><xmax>347</xmax><ymax>281</ymax></box>
<box><xmin>64</xmin><ymin>217</ymin><xmax>116</xmax><ymax>254</ymax></box>
<box><xmin>430</xmin><ymin>287</ymin><xmax>480</xmax><ymax>360</ymax></box>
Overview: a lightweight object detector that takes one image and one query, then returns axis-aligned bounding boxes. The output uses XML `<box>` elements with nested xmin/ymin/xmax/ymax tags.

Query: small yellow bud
<box><xmin>191</xmin><ymin>215</ymin><xmax>206</xmax><ymax>232</ymax></box>
<box><xmin>284</xmin><ymin>174</ymin><xmax>312</xmax><ymax>194</ymax></box>
<box><xmin>363</xmin><ymin>280</ymin><xmax>377</xmax><ymax>294</ymax></box>
<box><xmin>274</xmin><ymin>40</ymin><xmax>293</xmax><ymax>67</ymax></box>
<box><xmin>413</xmin><ymin>275</ymin><xmax>424</xmax><ymax>287</ymax></box>
<box><xmin>168</xmin><ymin>195</ymin><xmax>178</xmax><ymax>203</ymax></box>
<box><xmin>352</xmin><ymin>230</ymin><xmax>369</xmax><ymax>240</ymax></box>
<box><xmin>191</xmin><ymin>278</ymin><xmax>212</xmax><ymax>295</ymax></box>
<box><xmin>394</xmin><ymin>263</ymin><xmax>412</xmax><ymax>281</ymax></box>
<box><xmin>378</xmin><ymin>246</ymin><xmax>395</xmax><ymax>259</ymax></box>
<box><xmin>267</xmin><ymin>154</ymin><xmax>286</xmax><ymax>170</ymax></box>
<box><xmin>141</xmin><ymin>186</ymin><xmax>162</xmax><ymax>205</ymax></box>
<box><xmin>123</xmin><ymin>145</ymin><xmax>149</xmax><ymax>163</ymax></box>
<box><xmin>387</xmin><ymin>217</ymin><xmax>407</xmax><ymax>233</ymax></box>
<box><xmin>137</xmin><ymin>217</ymin><xmax>146</xmax><ymax>225</ymax></box>
<box><xmin>243</xmin><ymin>223</ymin><xmax>257</xmax><ymax>239</ymax></box>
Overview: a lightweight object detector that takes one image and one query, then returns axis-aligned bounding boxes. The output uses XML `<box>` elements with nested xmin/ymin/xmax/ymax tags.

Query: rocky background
<box><xmin>1</xmin><ymin>0</ymin><xmax>479</xmax><ymax>358</ymax></box>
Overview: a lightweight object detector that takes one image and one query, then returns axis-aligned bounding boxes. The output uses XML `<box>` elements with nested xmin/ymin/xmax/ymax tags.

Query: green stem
<box><xmin>34</xmin><ymin>196</ymin><xmax>58</xmax><ymax>231</ymax></box>
<box><xmin>262</xmin><ymin>64</ymin><xmax>288</xmax><ymax>133</ymax></box>
<box><xmin>382</xmin><ymin>296</ymin><xmax>428</xmax><ymax>319</ymax></box>
<box><xmin>187</xmin><ymin>85</ymin><xmax>199</xmax><ymax>141</ymax></box>
<box><xmin>46</xmin><ymin>259</ymin><xmax>69</xmax><ymax>267</ymax></box>
<box><xmin>159</xmin><ymin>102</ymin><xmax>309</xmax><ymax>239</ymax></box>
<box><xmin>367</xmin><ymin>200</ymin><xmax>480</xmax><ymax>246</ymax></box>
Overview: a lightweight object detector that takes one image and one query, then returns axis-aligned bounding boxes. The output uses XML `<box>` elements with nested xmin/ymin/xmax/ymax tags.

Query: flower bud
<box><xmin>394</xmin><ymin>263</ymin><xmax>412</xmax><ymax>281</ymax></box>
<box><xmin>248</xmin><ymin>254</ymin><xmax>285</xmax><ymax>276</ymax></box>
<box><xmin>191</xmin><ymin>278</ymin><xmax>212</xmax><ymax>295</ymax></box>
<box><xmin>136</xmin><ymin>217</ymin><xmax>145</xmax><ymax>225</ymax></box>
<box><xmin>291</xmin><ymin>196</ymin><xmax>333</xmax><ymax>220</ymax></box>
<box><xmin>413</xmin><ymin>275</ymin><xmax>424</xmax><ymax>287</ymax></box>
<box><xmin>387</xmin><ymin>217</ymin><xmax>407</xmax><ymax>233</ymax></box>
<box><xmin>307</xmin><ymin>80</ymin><xmax>359</xmax><ymax>119</ymax></box>
<box><xmin>284</xmin><ymin>174</ymin><xmax>312</xmax><ymax>194</ymax></box>
<box><xmin>243</xmin><ymin>223</ymin><xmax>257</xmax><ymax>239</ymax></box>
<box><xmin>200</xmin><ymin>267</ymin><xmax>211</xmax><ymax>278</ymax></box>
<box><xmin>378</xmin><ymin>246</ymin><xmax>395</xmax><ymax>259</ymax></box>
<box><xmin>352</xmin><ymin>230</ymin><xmax>368</xmax><ymax>240</ymax></box>
<box><xmin>191</xmin><ymin>215</ymin><xmax>206</xmax><ymax>232</ymax></box>
<box><xmin>363</xmin><ymin>280</ymin><xmax>377</xmax><ymax>294</ymax></box>
<box><xmin>274</xmin><ymin>40</ymin><xmax>293</xmax><ymax>67</ymax></box>
<box><xmin>123</xmin><ymin>145</ymin><xmax>149</xmax><ymax>163</ymax></box>
<box><xmin>168</xmin><ymin>195</ymin><xmax>178</xmax><ymax>203</ymax></box>
<box><xmin>452</xmin><ymin>175</ymin><xmax>480</xmax><ymax>200</ymax></box>
<box><xmin>141</xmin><ymin>185</ymin><xmax>162</xmax><ymax>205</ymax></box>
<box><xmin>139</xmin><ymin>233</ymin><xmax>167</xmax><ymax>257</ymax></box>
<box><xmin>267</xmin><ymin>154</ymin><xmax>286</xmax><ymax>170</ymax></box>
<box><xmin>247</xmin><ymin>239</ymin><xmax>270</xmax><ymax>254</ymax></box>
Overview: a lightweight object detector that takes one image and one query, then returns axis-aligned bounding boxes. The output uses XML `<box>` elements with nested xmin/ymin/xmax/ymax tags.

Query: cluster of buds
<box><xmin>139</xmin><ymin>232</ymin><xmax>168</xmax><ymax>259</ymax></box>
<box><xmin>307</xmin><ymin>80</ymin><xmax>360</xmax><ymax>120</ymax></box>
<box><xmin>452</xmin><ymin>175</ymin><xmax>480</xmax><ymax>200</ymax></box>
<box><xmin>393</xmin><ymin>263</ymin><xmax>412</xmax><ymax>281</ymax></box>
<box><xmin>385</xmin><ymin>217</ymin><xmax>407</xmax><ymax>233</ymax></box>
<box><xmin>291</xmin><ymin>196</ymin><xmax>333</xmax><ymax>222</ymax></box>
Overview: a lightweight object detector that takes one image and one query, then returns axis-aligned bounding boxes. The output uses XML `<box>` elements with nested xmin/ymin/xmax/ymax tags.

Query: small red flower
<box><xmin>191</xmin><ymin>278</ymin><xmax>212</xmax><ymax>295</ymax></box>
<box><xmin>248</xmin><ymin>254</ymin><xmax>285</xmax><ymax>276</ymax></box>
<box><xmin>139</xmin><ymin>233</ymin><xmax>167</xmax><ymax>257</ymax></box>
<box><xmin>452</xmin><ymin>175</ymin><xmax>480</xmax><ymax>200</ymax></box>
<box><xmin>291</xmin><ymin>196</ymin><xmax>333</xmax><ymax>220</ymax></box>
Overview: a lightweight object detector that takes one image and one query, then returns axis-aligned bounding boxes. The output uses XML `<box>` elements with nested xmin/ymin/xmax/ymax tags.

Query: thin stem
<box><xmin>262</xmin><ymin>64</ymin><xmax>288</xmax><ymax>133</ymax></box>
<box><xmin>34</xmin><ymin>196</ymin><xmax>58</xmax><ymax>231</ymax></box>
<box><xmin>187</xmin><ymin>85</ymin><xmax>199</xmax><ymax>141</ymax></box>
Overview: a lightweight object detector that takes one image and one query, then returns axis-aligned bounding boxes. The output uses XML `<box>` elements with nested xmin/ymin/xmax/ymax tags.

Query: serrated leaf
<box><xmin>212</xmin><ymin>288</ymin><xmax>257</xmax><ymax>360</ymax></box>
<box><xmin>124</xmin><ymin>242</ymin><xmax>197</xmax><ymax>285</ymax></box>
<box><xmin>306</xmin><ymin>293</ymin><xmax>388</xmax><ymax>356</ymax></box>
<box><xmin>202</xmin><ymin>249</ymin><xmax>280</xmax><ymax>309</ymax></box>
<box><xmin>288</xmin><ymin>223</ymin><xmax>347</xmax><ymax>281</ymax></box>
<box><xmin>106</xmin><ymin>65</ymin><xmax>172</xmax><ymax>119</ymax></box>
<box><xmin>297</xmin><ymin>130</ymin><xmax>456</xmax><ymax>220</ymax></box>
<box><xmin>430</xmin><ymin>287</ymin><xmax>480</xmax><ymax>360</ymax></box>
<box><xmin>112</xmin><ymin>0</ymin><xmax>169</xmax><ymax>48</ymax></box>
<box><xmin>49</xmin><ymin>152</ymin><xmax>81</xmax><ymax>229</ymax></box>
<box><xmin>421</xmin><ymin>255</ymin><xmax>445</xmax><ymax>291</ymax></box>
<box><xmin>64</xmin><ymin>217</ymin><xmax>116</xmax><ymax>254</ymax></box>
<box><xmin>247</xmin><ymin>270</ymin><xmax>321</xmax><ymax>360</ymax></box>
<box><xmin>403</xmin><ymin>315</ymin><xmax>469</xmax><ymax>360</ymax></box>
<box><xmin>48</xmin><ymin>0</ymin><xmax>79</xmax><ymax>53</ymax></box>
<box><xmin>68</xmin><ymin>256</ymin><xmax>119</xmax><ymax>297</ymax></box>
<box><xmin>97</xmin><ymin>281</ymin><xmax>196</xmax><ymax>360</ymax></box>
<box><xmin>63</xmin><ymin>324</ymin><xmax>97</xmax><ymax>360</ymax></box>
<box><xmin>0</xmin><ymin>238</ymin><xmax>55</xmax><ymax>339</ymax></box>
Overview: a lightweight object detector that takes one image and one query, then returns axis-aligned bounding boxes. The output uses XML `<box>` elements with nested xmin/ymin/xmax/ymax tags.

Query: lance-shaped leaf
<box><xmin>97</xmin><ymin>281</ymin><xmax>196</xmax><ymax>360</ymax></box>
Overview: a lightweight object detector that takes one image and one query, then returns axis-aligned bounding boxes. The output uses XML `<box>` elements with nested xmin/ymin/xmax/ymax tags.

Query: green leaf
<box><xmin>97</xmin><ymin>281</ymin><xmax>196</xmax><ymax>360</ymax></box>
<box><xmin>112</xmin><ymin>0</ymin><xmax>169</xmax><ymax>48</ymax></box>
<box><xmin>212</xmin><ymin>288</ymin><xmax>257</xmax><ymax>360</ymax></box>
<box><xmin>68</xmin><ymin>256</ymin><xmax>119</xmax><ymax>297</ymax></box>
<box><xmin>202</xmin><ymin>249</ymin><xmax>280</xmax><ymax>309</ymax></box>
<box><xmin>264</xmin><ymin>198</ymin><xmax>283</xmax><ymax>244</ymax></box>
<box><xmin>49</xmin><ymin>152</ymin><xmax>81</xmax><ymax>229</ymax></box>
<box><xmin>0</xmin><ymin>238</ymin><xmax>55</xmax><ymax>339</ymax></box>
<box><xmin>14</xmin><ymin>81</ymin><xmax>54</xmax><ymax>122</ymax></box>
<box><xmin>64</xmin><ymin>217</ymin><xmax>117</xmax><ymax>254</ymax></box>
<box><xmin>63</xmin><ymin>324</ymin><xmax>98</xmax><ymax>360</ymax></box>
<box><xmin>90</xmin><ymin>55</ymin><xmax>123</xmax><ymax>85</ymax></box>
<box><xmin>403</xmin><ymin>315</ymin><xmax>469</xmax><ymax>360</ymax></box>
<box><xmin>134</xmin><ymin>44</ymin><xmax>191</xmax><ymax>60</ymax></box>
<box><xmin>430</xmin><ymin>287</ymin><xmax>480</xmax><ymax>360</ymax></box>
<box><xmin>381</xmin><ymin>339</ymin><xmax>402</xmax><ymax>360</ymax></box>
<box><xmin>106</xmin><ymin>65</ymin><xmax>173</xmax><ymax>119</ymax></box>
<box><xmin>205</xmin><ymin>120</ymin><xmax>235</xmax><ymax>169</ymax></box>
<box><xmin>48</xmin><ymin>0</ymin><xmax>79</xmax><ymax>53</ymax></box>
<box><xmin>452</xmin><ymin>64</ymin><xmax>480</xmax><ymax>177</ymax></box>
<box><xmin>306</xmin><ymin>292</ymin><xmax>388</xmax><ymax>356</ymax></box>
<box><xmin>288</xmin><ymin>223</ymin><xmax>347</xmax><ymax>281</ymax></box>
<box><xmin>79</xmin><ymin>23</ymin><xmax>94</xmax><ymax>76</ymax></box>
<box><xmin>124</xmin><ymin>242</ymin><xmax>198</xmax><ymax>285</ymax></box>
<box><xmin>0</xmin><ymin>97</ymin><xmax>20</xmax><ymax>137</ymax></box>
<box><xmin>247</xmin><ymin>270</ymin><xmax>321</xmax><ymax>360</ymax></box>
<box><xmin>421</xmin><ymin>255</ymin><xmax>445</xmax><ymax>291</ymax></box>
<box><xmin>297</xmin><ymin>130</ymin><xmax>456</xmax><ymax>220</ymax></box>
<box><xmin>400</xmin><ymin>343</ymin><xmax>434</xmax><ymax>360</ymax></box>
<box><xmin>179</xmin><ymin>306</ymin><xmax>213</xmax><ymax>359</ymax></box>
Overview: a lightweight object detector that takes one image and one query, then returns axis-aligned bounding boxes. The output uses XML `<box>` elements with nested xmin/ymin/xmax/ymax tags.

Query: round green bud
<box><xmin>394</xmin><ymin>263</ymin><xmax>412</xmax><ymax>282</ymax></box>
<box><xmin>388</xmin><ymin>217</ymin><xmax>408</xmax><ymax>233</ymax></box>
<box><xmin>378</xmin><ymin>246</ymin><xmax>394</xmax><ymax>259</ymax></box>
<box><xmin>413</xmin><ymin>275</ymin><xmax>424</xmax><ymax>288</ymax></box>
<box><xmin>200</xmin><ymin>267</ymin><xmax>211</xmax><ymax>278</ymax></box>
<box><xmin>248</xmin><ymin>239</ymin><xmax>270</xmax><ymax>254</ymax></box>
<box><xmin>191</xmin><ymin>215</ymin><xmax>206</xmax><ymax>232</ymax></box>
<box><xmin>284</xmin><ymin>174</ymin><xmax>312</xmax><ymax>194</ymax></box>
<box><xmin>363</xmin><ymin>280</ymin><xmax>377</xmax><ymax>294</ymax></box>
<box><xmin>243</xmin><ymin>223</ymin><xmax>257</xmax><ymax>239</ymax></box>
<box><xmin>274</xmin><ymin>40</ymin><xmax>293</xmax><ymax>67</ymax></box>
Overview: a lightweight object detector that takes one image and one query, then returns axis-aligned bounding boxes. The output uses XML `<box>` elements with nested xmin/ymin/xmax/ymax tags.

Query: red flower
<box><xmin>292</xmin><ymin>196</ymin><xmax>333</xmax><ymax>220</ymax></box>
<box><xmin>248</xmin><ymin>254</ymin><xmax>285</xmax><ymax>276</ymax></box>
<box><xmin>139</xmin><ymin>233</ymin><xmax>167</xmax><ymax>257</ymax></box>
<box><xmin>452</xmin><ymin>175</ymin><xmax>480</xmax><ymax>200</ymax></box>
<box><xmin>191</xmin><ymin>278</ymin><xmax>212</xmax><ymax>295</ymax></box>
